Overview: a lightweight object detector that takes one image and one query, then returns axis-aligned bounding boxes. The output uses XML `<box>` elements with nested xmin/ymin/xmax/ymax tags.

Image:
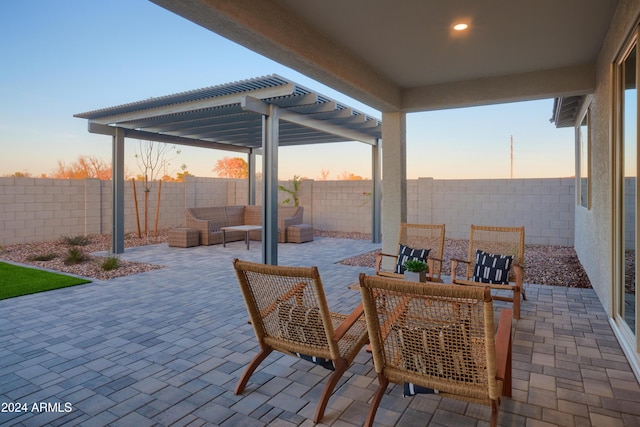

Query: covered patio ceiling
<box><xmin>75</xmin><ymin>75</ymin><xmax>383</xmax><ymax>263</ymax></box>
<box><xmin>150</xmin><ymin>0</ymin><xmax>619</xmax><ymax>112</ymax></box>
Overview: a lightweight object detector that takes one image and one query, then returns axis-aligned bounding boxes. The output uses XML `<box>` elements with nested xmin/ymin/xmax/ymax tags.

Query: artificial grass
<box><xmin>0</xmin><ymin>262</ymin><xmax>91</xmax><ymax>300</ymax></box>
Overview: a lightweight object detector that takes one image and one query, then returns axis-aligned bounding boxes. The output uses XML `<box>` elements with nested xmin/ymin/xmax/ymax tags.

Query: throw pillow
<box><xmin>403</xmin><ymin>382</ymin><xmax>439</xmax><ymax>397</ymax></box>
<box><xmin>395</xmin><ymin>244</ymin><xmax>430</xmax><ymax>274</ymax></box>
<box><xmin>472</xmin><ymin>249</ymin><xmax>513</xmax><ymax>284</ymax></box>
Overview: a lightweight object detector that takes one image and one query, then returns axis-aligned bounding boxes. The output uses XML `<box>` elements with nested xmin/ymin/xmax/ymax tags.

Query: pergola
<box><xmin>75</xmin><ymin>75</ymin><xmax>382</xmax><ymax>264</ymax></box>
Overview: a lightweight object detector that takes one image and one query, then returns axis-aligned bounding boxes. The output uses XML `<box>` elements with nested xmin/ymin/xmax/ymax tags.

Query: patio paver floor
<box><xmin>1</xmin><ymin>237</ymin><xmax>640</xmax><ymax>426</ymax></box>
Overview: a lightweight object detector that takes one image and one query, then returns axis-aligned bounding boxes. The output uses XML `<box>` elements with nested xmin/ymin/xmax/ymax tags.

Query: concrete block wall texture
<box><xmin>0</xmin><ymin>176</ymin><xmax>575</xmax><ymax>246</ymax></box>
<box><xmin>313</xmin><ymin>180</ymin><xmax>374</xmax><ymax>233</ymax></box>
<box><xmin>426</xmin><ymin>178</ymin><xmax>575</xmax><ymax>245</ymax></box>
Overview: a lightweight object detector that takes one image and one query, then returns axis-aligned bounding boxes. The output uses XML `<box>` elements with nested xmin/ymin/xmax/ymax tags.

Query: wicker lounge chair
<box><xmin>232</xmin><ymin>259</ymin><xmax>369</xmax><ymax>423</ymax></box>
<box><xmin>376</xmin><ymin>223</ymin><xmax>446</xmax><ymax>281</ymax></box>
<box><xmin>358</xmin><ymin>274</ymin><xmax>513</xmax><ymax>427</ymax></box>
<box><xmin>451</xmin><ymin>225</ymin><xmax>525</xmax><ymax>319</ymax></box>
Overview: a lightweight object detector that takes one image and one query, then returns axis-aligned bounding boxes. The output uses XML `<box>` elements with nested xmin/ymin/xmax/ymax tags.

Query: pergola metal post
<box><xmin>112</xmin><ymin>127</ymin><xmax>125</xmax><ymax>254</ymax></box>
<box><xmin>371</xmin><ymin>139</ymin><xmax>382</xmax><ymax>243</ymax></box>
<box><xmin>248</xmin><ymin>148</ymin><xmax>257</xmax><ymax>205</ymax></box>
<box><xmin>262</xmin><ymin>107</ymin><xmax>279</xmax><ymax>265</ymax></box>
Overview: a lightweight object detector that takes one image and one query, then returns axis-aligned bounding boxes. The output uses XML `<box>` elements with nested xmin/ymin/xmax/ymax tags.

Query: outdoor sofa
<box><xmin>185</xmin><ymin>205</ymin><xmax>304</xmax><ymax>245</ymax></box>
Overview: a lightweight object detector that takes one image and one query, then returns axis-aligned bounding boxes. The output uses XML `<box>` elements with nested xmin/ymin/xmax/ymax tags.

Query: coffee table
<box><xmin>220</xmin><ymin>225</ymin><xmax>262</xmax><ymax>250</ymax></box>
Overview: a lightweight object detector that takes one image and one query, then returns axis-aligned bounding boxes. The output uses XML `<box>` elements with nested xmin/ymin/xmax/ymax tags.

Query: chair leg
<box><xmin>364</xmin><ymin>374</ymin><xmax>389</xmax><ymax>427</ymax></box>
<box><xmin>234</xmin><ymin>345</ymin><xmax>273</xmax><ymax>395</ymax></box>
<box><xmin>314</xmin><ymin>358</ymin><xmax>348</xmax><ymax>423</ymax></box>
<box><xmin>504</xmin><ymin>335</ymin><xmax>513</xmax><ymax>397</ymax></box>
<box><xmin>513</xmin><ymin>288</ymin><xmax>521</xmax><ymax>319</ymax></box>
<box><xmin>490</xmin><ymin>401</ymin><xmax>499</xmax><ymax>427</ymax></box>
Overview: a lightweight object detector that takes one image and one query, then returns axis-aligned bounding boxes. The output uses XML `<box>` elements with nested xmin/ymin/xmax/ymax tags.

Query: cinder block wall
<box><xmin>311</xmin><ymin>180</ymin><xmax>374</xmax><ymax>233</ymax></box>
<box><xmin>1</xmin><ymin>177</ymin><xmax>88</xmax><ymax>245</ymax></box>
<box><xmin>0</xmin><ymin>176</ymin><xmax>575</xmax><ymax>246</ymax></box>
<box><xmin>425</xmin><ymin>178</ymin><xmax>575</xmax><ymax>245</ymax></box>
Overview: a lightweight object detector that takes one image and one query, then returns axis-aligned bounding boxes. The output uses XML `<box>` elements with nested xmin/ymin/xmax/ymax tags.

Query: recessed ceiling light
<box><xmin>453</xmin><ymin>23</ymin><xmax>469</xmax><ymax>31</ymax></box>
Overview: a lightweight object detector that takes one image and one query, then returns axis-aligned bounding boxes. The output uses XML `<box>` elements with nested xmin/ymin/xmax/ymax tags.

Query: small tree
<box><xmin>133</xmin><ymin>141</ymin><xmax>181</xmax><ymax>238</ymax></box>
<box><xmin>52</xmin><ymin>155</ymin><xmax>111</xmax><ymax>180</ymax></box>
<box><xmin>213</xmin><ymin>157</ymin><xmax>248</xmax><ymax>178</ymax></box>
<box><xmin>318</xmin><ymin>169</ymin><xmax>330</xmax><ymax>180</ymax></box>
<box><xmin>176</xmin><ymin>164</ymin><xmax>190</xmax><ymax>182</ymax></box>
<box><xmin>337</xmin><ymin>170</ymin><xmax>364</xmax><ymax>180</ymax></box>
<box><xmin>278</xmin><ymin>175</ymin><xmax>302</xmax><ymax>206</ymax></box>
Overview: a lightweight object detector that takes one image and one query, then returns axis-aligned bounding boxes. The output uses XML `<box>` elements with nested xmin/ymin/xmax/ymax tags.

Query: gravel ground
<box><xmin>319</xmin><ymin>230</ymin><xmax>592</xmax><ymax>288</ymax></box>
<box><xmin>0</xmin><ymin>232</ymin><xmax>168</xmax><ymax>281</ymax></box>
<box><xmin>1</xmin><ymin>229</ymin><xmax>591</xmax><ymax>288</ymax></box>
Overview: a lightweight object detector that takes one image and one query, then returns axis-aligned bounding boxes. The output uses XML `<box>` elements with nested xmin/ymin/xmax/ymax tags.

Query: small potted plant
<box><xmin>403</xmin><ymin>259</ymin><xmax>429</xmax><ymax>283</ymax></box>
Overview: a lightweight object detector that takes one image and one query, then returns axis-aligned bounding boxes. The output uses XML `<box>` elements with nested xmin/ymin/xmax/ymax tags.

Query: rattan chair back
<box><xmin>234</xmin><ymin>259</ymin><xmax>338</xmax><ymax>359</ymax></box>
<box><xmin>377</xmin><ymin>223</ymin><xmax>446</xmax><ymax>280</ymax></box>
<box><xmin>359</xmin><ymin>274</ymin><xmax>512</xmax><ymax>427</ymax></box>
<box><xmin>232</xmin><ymin>259</ymin><xmax>369</xmax><ymax>423</ymax></box>
<box><xmin>466</xmin><ymin>225</ymin><xmax>525</xmax><ymax>282</ymax></box>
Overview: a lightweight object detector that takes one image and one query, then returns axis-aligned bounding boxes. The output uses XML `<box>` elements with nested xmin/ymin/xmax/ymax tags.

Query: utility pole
<box><xmin>510</xmin><ymin>135</ymin><xmax>514</xmax><ymax>179</ymax></box>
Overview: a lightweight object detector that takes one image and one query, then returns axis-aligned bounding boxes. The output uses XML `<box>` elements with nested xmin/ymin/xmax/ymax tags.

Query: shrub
<box><xmin>101</xmin><ymin>256</ymin><xmax>120</xmax><ymax>271</ymax></box>
<box><xmin>64</xmin><ymin>248</ymin><xmax>87</xmax><ymax>265</ymax></box>
<box><xmin>61</xmin><ymin>235</ymin><xmax>91</xmax><ymax>246</ymax></box>
<box><xmin>403</xmin><ymin>259</ymin><xmax>428</xmax><ymax>272</ymax></box>
<box><xmin>27</xmin><ymin>253</ymin><xmax>58</xmax><ymax>262</ymax></box>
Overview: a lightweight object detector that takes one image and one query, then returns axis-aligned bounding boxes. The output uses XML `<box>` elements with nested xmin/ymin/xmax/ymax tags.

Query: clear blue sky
<box><xmin>0</xmin><ymin>0</ymin><xmax>575</xmax><ymax>181</ymax></box>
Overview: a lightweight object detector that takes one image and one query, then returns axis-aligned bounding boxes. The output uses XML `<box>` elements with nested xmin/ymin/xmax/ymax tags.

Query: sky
<box><xmin>0</xmin><ymin>0</ymin><xmax>575</xmax><ymax>181</ymax></box>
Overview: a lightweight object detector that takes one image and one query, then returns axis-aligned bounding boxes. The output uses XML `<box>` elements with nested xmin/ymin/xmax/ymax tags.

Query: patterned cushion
<box><xmin>276</xmin><ymin>302</ymin><xmax>333</xmax><ymax>370</ymax></box>
<box><xmin>472</xmin><ymin>249</ymin><xmax>513</xmax><ymax>284</ymax></box>
<box><xmin>276</xmin><ymin>303</ymin><xmax>327</xmax><ymax>345</ymax></box>
<box><xmin>403</xmin><ymin>382</ymin><xmax>438</xmax><ymax>397</ymax></box>
<box><xmin>395</xmin><ymin>244</ymin><xmax>430</xmax><ymax>274</ymax></box>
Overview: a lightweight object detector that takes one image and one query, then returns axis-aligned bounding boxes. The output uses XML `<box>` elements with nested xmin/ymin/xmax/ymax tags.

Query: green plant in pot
<box><xmin>403</xmin><ymin>259</ymin><xmax>429</xmax><ymax>283</ymax></box>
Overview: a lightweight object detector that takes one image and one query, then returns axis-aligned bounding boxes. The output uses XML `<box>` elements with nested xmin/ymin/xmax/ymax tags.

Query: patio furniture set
<box><xmin>376</xmin><ymin>223</ymin><xmax>526</xmax><ymax>319</ymax></box>
<box><xmin>232</xmin><ymin>223</ymin><xmax>524</xmax><ymax>426</ymax></box>
<box><xmin>168</xmin><ymin>205</ymin><xmax>313</xmax><ymax>248</ymax></box>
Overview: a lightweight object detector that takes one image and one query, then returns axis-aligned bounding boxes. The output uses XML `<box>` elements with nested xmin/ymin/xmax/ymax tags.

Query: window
<box><xmin>577</xmin><ymin>102</ymin><xmax>591</xmax><ymax>209</ymax></box>
<box><xmin>613</xmin><ymin>33</ymin><xmax>637</xmax><ymax>336</ymax></box>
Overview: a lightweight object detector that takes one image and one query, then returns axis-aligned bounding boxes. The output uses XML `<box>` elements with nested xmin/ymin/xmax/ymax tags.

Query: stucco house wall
<box><xmin>574</xmin><ymin>0</ymin><xmax>640</xmax><ymax>317</ymax></box>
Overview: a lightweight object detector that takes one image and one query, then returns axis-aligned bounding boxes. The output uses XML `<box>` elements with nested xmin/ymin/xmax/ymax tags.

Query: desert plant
<box><xmin>278</xmin><ymin>175</ymin><xmax>302</xmax><ymax>206</ymax></box>
<box><xmin>61</xmin><ymin>235</ymin><xmax>91</xmax><ymax>246</ymax></box>
<box><xmin>27</xmin><ymin>253</ymin><xmax>58</xmax><ymax>262</ymax></box>
<box><xmin>403</xmin><ymin>259</ymin><xmax>429</xmax><ymax>273</ymax></box>
<box><xmin>101</xmin><ymin>255</ymin><xmax>120</xmax><ymax>271</ymax></box>
<box><xmin>64</xmin><ymin>248</ymin><xmax>88</xmax><ymax>265</ymax></box>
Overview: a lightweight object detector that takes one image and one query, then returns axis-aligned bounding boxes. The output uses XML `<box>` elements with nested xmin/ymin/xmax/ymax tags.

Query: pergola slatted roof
<box><xmin>75</xmin><ymin>74</ymin><xmax>382</xmax><ymax>150</ymax></box>
<box><xmin>74</xmin><ymin>74</ymin><xmax>383</xmax><ymax>261</ymax></box>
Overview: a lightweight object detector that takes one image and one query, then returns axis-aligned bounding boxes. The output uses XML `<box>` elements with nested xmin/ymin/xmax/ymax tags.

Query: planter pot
<box><xmin>404</xmin><ymin>270</ymin><xmax>427</xmax><ymax>283</ymax></box>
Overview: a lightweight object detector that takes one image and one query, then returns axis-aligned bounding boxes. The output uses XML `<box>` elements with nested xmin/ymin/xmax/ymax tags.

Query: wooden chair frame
<box><xmin>232</xmin><ymin>259</ymin><xmax>369</xmax><ymax>423</ymax></box>
<box><xmin>359</xmin><ymin>274</ymin><xmax>512</xmax><ymax>427</ymax></box>
<box><xmin>376</xmin><ymin>223</ymin><xmax>446</xmax><ymax>281</ymax></box>
<box><xmin>451</xmin><ymin>225</ymin><xmax>526</xmax><ymax>319</ymax></box>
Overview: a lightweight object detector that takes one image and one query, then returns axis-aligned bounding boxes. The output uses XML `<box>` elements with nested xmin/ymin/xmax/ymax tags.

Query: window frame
<box><xmin>576</xmin><ymin>97</ymin><xmax>592</xmax><ymax>210</ymax></box>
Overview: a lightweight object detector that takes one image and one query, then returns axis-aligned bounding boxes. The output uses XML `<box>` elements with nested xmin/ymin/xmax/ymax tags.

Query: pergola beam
<box><xmin>242</xmin><ymin>96</ymin><xmax>378</xmax><ymax>145</ymax></box>
<box><xmin>88</xmin><ymin>122</ymin><xmax>250</xmax><ymax>153</ymax></box>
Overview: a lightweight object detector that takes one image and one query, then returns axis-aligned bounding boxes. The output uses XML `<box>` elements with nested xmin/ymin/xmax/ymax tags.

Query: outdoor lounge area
<box><xmin>2</xmin><ymin>237</ymin><xmax>640</xmax><ymax>426</ymax></box>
